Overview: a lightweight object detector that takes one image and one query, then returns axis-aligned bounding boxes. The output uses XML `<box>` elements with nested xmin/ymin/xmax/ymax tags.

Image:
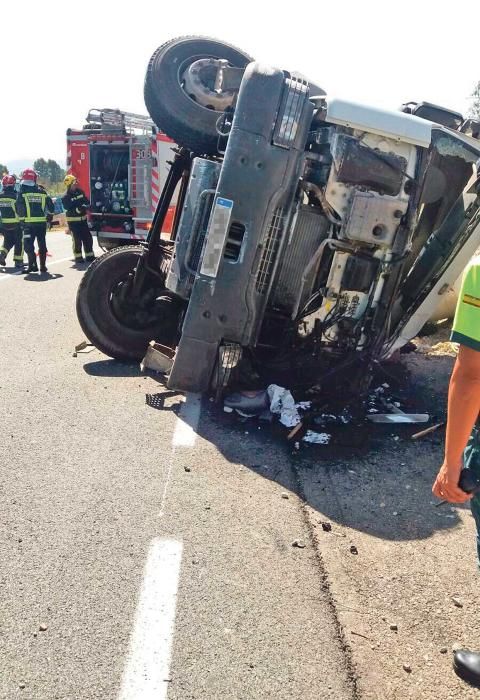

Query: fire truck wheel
<box><xmin>76</xmin><ymin>246</ymin><xmax>176</xmax><ymax>362</ymax></box>
<box><xmin>144</xmin><ymin>36</ymin><xmax>253</xmax><ymax>154</ymax></box>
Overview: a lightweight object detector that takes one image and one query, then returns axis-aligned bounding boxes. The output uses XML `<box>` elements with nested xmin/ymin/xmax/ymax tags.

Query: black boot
<box><xmin>0</xmin><ymin>252</ymin><xmax>6</xmax><ymax>266</ymax></box>
<box><xmin>24</xmin><ymin>253</ymin><xmax>38</xmax><ymax>273</ymax></box>
<box><xmin>453</xmin><ymin>649</ymin><xmax>480</xmax><ymax>688</ymax></box>
<box><xmin>39</xmin><ymin>253</ymin><xmax>48</xmax><ymax>274</ymax></box>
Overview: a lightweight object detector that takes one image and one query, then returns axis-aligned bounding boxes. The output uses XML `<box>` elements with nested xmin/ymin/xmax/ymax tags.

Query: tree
<box><xmin>0</xmin><ymin>164</ymin><xmax>8</xmax><ymax>176</ymax></box>
<box><xmin>33</xmin><ymin>158</ymin><xmax>65</xmax><ymax>185</ymax></box>
<box><xmin>469</xmin><ymin>81</ymin><xmax>480</xmax><ymax>120</ymax></box>
<box><xmin>33</xmin><ymin>158</ymin><xmax>49</xmax><ymax>181</ymax></box>
<box><xmin>47</xmin><ymin>159</ymin><xmax>65</xmax><ymax>184</ymax></box>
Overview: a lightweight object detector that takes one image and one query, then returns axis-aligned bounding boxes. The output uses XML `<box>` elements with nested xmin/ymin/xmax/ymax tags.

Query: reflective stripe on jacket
<box><xmin>16</xmin><ymin>186</ymin><xmax>54</xmax><ymax>224</ymax></box>
<box><xmin>62</xmin><ymin>188</ymin><xmax>89</xmax><ymax>222</ymax></box>
<box><xmin>0</xmin><ymin>191</ymin><xmax>20</xmax><ymax>224</ymax></box>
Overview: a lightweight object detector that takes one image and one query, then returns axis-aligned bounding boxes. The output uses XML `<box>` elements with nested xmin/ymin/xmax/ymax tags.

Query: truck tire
<box><xmin>144</xmin><ymin>36</ymin><xmax>253</xmax><ymax>154</ymax></box>
<box><xmin>76</xmin><ymin>246</ymin><xmax>177</xmax><ymax>362</ymax></box>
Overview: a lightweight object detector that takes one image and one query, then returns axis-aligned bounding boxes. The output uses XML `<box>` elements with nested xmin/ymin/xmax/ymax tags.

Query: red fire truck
<box><xmin>66</xmin><ymin>108</ymin><xmax>176</xmax><ymax>249</ymax></box>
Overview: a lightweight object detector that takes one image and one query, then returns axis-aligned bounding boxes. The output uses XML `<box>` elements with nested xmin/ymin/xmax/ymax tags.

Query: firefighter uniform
<box><xmin>62</xmin><ymin>179</ymin><xmax>94</xmax><ymax>263</ymax></box>
<box><xmin>16</xmin><ymin>182</ymin><xmax>54</xmax><ymax>273</ymax></box>
<box><xmin>0</xmin><ymin>185</ymin><xmax>24</xmax><ymax>268</ymax></box>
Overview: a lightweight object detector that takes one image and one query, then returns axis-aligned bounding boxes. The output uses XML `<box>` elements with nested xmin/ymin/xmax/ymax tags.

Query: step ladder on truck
<box><xmin>66</xmin><ymin>108</ymin><xmax>177</xmax><ymax>250</ymax></box>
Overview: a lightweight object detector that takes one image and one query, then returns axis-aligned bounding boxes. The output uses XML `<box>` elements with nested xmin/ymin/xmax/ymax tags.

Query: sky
<box><xmin>1</xmin><ymin>0</ymin><xmax>478</xmax><ymax>170</ymax></box>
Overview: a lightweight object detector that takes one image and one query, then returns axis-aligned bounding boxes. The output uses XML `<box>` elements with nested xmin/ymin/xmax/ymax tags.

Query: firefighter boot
<box><xmin>24</xmin><ymin>253</ymin><xmax>38</xmax><ymax>273</ymax></box>
<box><xmin>39</xmin><ymin>252</ymin><xmax>48</xmax><ymax>274</ymax></box>
<box><xmin>0</xmin><ymin>251</ymin><xmax>6</xmax><ymax>267</ymax></box>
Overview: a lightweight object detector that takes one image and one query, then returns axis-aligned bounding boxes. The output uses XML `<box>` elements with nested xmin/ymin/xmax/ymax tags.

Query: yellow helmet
<box><xmin>64</xmin><ymin>174</ymin><xmax>77</xmax><ymax>188</ymax></box>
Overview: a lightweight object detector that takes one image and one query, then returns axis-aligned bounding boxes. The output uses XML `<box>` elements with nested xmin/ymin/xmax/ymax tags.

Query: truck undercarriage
<box><xmin>76</xmin><ymin>36</ymin><xmax>480</xmax><ymax>401</ymax></box>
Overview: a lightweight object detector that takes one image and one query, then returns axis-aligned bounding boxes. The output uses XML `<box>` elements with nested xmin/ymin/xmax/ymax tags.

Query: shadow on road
<box><xmin>83</xmin><ymin>359</ymin><xmax>143</xmax><ymax>378</ymax></box>
<box><xmin>195</xmin><ymin>402</ymin><xmax>461</xmax><ymax>542</ymax></box>
<box><xmin>83</xmin><ymin>360</ymin><xmax>168</xmax><ymax>386</ymax></box>
<box><xmin>91</xmin><ymin>347</ymin><xmax>459</xmax><ymax>542</ymax></box>
<box><xmin>23</xmin><ymin>273</ymin><xmax>64</xmax><ymax>281</ymax></box>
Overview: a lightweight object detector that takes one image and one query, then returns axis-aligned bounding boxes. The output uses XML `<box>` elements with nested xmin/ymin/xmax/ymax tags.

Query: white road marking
<box><xmin>159</xmin><ymin>392</ymin><xmax>202</xmax><ymax>517</ymax></box>
<box><xmin>0</xmin><ymin>256</ymin><xmax>73</xmax><ymax>282</ymax></box>
<box><xmin>172</xmin><ymin>392</ymin><xmax>202</xmax><ymax>448</ymax></box>
<box><xmin>118</xmin><ymin>538</ymin><xmax>183</xmax><ymax>700</ymax></box>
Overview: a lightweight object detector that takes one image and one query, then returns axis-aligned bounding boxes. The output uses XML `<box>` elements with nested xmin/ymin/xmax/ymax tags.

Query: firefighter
<box><xmin>0</xmin><ymin>174</ymin><xmax>24</xmax><ymax>268</ymax></box>
<box><xmin>62</xmin><ymin>175</ymin><xmax>94</xmax><ymax>264</ymax></box>
<box><xmin>16</xmin><ymin>169</ymin><xmax>54</xmax><ymax>274</ymax></box>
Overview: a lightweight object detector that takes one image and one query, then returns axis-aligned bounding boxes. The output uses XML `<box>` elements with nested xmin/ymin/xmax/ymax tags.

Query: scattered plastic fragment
<box><xmin>303</xmin><ymin>430</ymin><xmax>331</xmax><ymax>444</ymax></box>
<box><xmin>267</xmin><ymin>384</ymin><xmax>301</xmax><ymax>428</ymax></box>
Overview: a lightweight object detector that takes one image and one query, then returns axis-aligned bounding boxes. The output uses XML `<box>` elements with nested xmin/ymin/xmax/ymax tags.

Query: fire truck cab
<box><xmin>66</xmin><ymin>108</ymin><xmax>176</xmax><ymax>249</ymax></box>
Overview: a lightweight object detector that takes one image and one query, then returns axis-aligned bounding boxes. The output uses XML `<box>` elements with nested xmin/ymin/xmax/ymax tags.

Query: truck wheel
<box><xmin>144</xmin><ymin>36</ymin><xmax>253</xmax><ymax>154</ymax></box>
<box><xmin>76</xmin><ymin>246</ymin><xmax>179</xmax><ymax>362</ymax></box>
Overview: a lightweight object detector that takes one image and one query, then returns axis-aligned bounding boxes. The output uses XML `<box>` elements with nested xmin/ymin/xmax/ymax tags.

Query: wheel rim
<box><xmin>177</xmin><ymin>54</ymin><xmax>241</xmax><ymax>112</ymax></box>
<box><xmin>109</xmin><ymin>274</ymin><xmax>161</xmax><ymax>331</ymax></box>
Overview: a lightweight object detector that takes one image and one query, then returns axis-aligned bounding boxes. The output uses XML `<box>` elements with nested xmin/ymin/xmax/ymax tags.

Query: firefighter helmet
<box><xmin>64</xmin><ymin>174</ymin><xmax>77</xmax><ymax>188</ymax></box>
<box><xmin>2</xmin><ymin>174</ymin><xmax>16</xmax><ymax>188</ymax></box>
<box><xmin>21</xmin><ymin>169</ymin><xmax>37</xmax><ymax>183</ymax></box>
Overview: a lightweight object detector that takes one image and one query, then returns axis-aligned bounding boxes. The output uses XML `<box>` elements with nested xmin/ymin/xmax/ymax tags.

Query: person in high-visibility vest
<box><xmin>16</xmin><ymin>169</ymin><xmax>54</xmax><ymax>274</ymax></box>
<box><xmin>0</xmin><ymin>174</ymin><xmax>24</xmax><ymax>269</ymax></box>
<box><xmin>432</xmin><ymin>256</ymin><xmax>480</xmax><ymax>687</ymax></box>
<box><xmin>62</xmin><ymin>174</ymin><xmax>94</xmax><ymax>264</ymax></box>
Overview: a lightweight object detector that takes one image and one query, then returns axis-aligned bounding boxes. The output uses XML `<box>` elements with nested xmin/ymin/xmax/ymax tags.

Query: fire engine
<box><xmin>66</xmin><ymin>108</ymin><xmax>177</xmax><ymax>249</ymax></box>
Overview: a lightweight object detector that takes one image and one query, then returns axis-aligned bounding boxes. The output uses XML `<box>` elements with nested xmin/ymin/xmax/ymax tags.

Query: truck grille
<box><xmin>187</xmin><ymin>192</ymin><xmax>214</xmax><ymax>273</ymax></box>
<box><xmin>256</xmin><ymin>207</ymin><xmax>284</xmax><ymax>295</ymax></box>
<box><xmin>273</xmin><ymin>75</ymin><xmax>309</xmax><ymax>149</ymax></box>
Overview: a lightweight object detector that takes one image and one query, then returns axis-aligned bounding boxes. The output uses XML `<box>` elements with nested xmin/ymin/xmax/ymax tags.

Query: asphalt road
<box><xmin>3</xmin><ymin>232</ymin><xmax>480</xmax><ymax>700</ymax></box>
<box><xmin>0</xmin><ymin>232</ymin><xmax>354</xmax><ymax>699</ymax></box>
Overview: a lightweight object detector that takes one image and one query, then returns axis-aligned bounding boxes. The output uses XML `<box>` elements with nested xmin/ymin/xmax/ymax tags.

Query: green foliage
<box><xmin>33</xmin><ymin>158</ymin><xmax>65</xmax><ymax>185</ymax></box>
<box><xmin>0</xmin><ymin>163</ymin><xmax>8</xmax><ymax>175</ymax></box>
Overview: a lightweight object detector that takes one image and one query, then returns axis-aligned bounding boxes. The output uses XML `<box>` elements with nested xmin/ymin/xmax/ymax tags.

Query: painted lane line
<box><xmin>172</xmin><ymin>392</ymin><xmax>202</xmax><ymax>448</ymax></box>
<box><xmin>0</xmin><ymin>256</ymin><xmax>73</xmax><ymax>282</ymax></box>
<box><xmin>159</xmin><ymin>392</ymin><xmax>202</xmax><ymax>518</ymax></box>
<box><xmin>118</xmin><ymin>538</ymin><xmax>183</xmax><ymax>700</ymax></box>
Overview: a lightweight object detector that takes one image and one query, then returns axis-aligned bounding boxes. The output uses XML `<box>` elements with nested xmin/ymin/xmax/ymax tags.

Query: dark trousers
<box><xmin>23</xmin><ymin>223</ymin><xmax>47</xmax><ymax>269</ymax></box>
<box><xmin>0</xmin><ymin>225</ymin><xmax>24</xmax><ymax>263</ymax></box>
<box><xmin>69</xmin><ymin>220</ymin><xmax>94</xmax><ymax>261</ymax></box>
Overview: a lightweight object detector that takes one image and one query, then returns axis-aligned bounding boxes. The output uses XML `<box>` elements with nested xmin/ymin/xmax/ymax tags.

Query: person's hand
<box><xmin>432</xmin><ymin>461</ymin><xmax>472</xmax><ymax>503</ymax></box>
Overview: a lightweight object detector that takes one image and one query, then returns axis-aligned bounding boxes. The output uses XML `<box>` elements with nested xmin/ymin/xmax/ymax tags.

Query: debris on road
<box><xmin>268</xmin><ymin>384</ymin><xmax>302</xmax><ymax>428</ymax></box>
<box><xmin>367</xmin><ymin>411</ymin><xmax>429</xmax><ymax>424</ymax></box>
<box><xmin>321</xmin><ymin>522</ymin><xmax>332</xmax><ymax>532</ymax></box>
<box><xmin>303</xmin><ymin>430</ymin><xmax>330</xmax><ymax>444</ymax></box>
<box><xmin>281</xmin><ymin>492</ymin><xmax>289</xmax><ymax>499</ymax></box>
<box><xmin>39</xmin><ymin>624</ymin><xmax>48</xmax><ymax>632</ymax></box>
<box><xmin>350</xmin><ymin>545</ymin><xmax>359</xmax><ymax>555</ymax></box>
<box><xmin>287</xmin><ymin>422</ymin><xmax>304</xmax><ymax>440</ymax></box>
<box><xmin>403</xmin><ymin>664</ymin><xmax>412</xmax><ymax>673</ymax></box>
<box><xmin>224</xmin><ymin>390</ymin><xmax>269</xmax><ymax>417</ymax></box>
<box><xmin>184</xmin><ymin>466</ymin><xmax>191</xmax><ymax>473</ymax></box>
<box><xmin>224</xmin><ymin>384</ymin><xmax>332</xmax><ymax>446</ymax></box>
<box><xmin>73</xmin><ymin>340</ymin><xmax>95</xmax><ymax>355</ymax></box>
<box><xmin>141</xmin><ymin>341</ymin><xmax>175</xmax><ymax>374</ymax></box>
<box><xmin>451</xmin><ymin>596</ymin><xmax>464</xmax><ymax>608</ymax></box>
<box><xmin>350</xmin><ymin>630</ymin><xmax>373</xmax><ymax>641</ymax></box>
<box><xmin>389</xmin><ymin>623</ymin><xmax>398</xmax><ymax>631</ymax></box>
<box><xmin>411</xmin><ymin>422</ymin><xmax>444</xmax><ymax>440</ymax></box>
<box><xmin>292</xmin><ymin>539</ymin><xmax>306</xmax><ymax>549</ymax></box>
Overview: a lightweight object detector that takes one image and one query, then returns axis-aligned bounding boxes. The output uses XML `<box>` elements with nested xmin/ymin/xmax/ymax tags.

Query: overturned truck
<box><xmin>77</xmin><ymin>36</ymin><xmax>480</xmax><ymax>399</ymax></box>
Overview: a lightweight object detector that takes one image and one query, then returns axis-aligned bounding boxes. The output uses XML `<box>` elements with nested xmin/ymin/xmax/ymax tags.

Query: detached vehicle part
<box><xmin>77</xmin><ymin>36</ymin><xmax>480</xmax><ymax>399</ymax></box>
